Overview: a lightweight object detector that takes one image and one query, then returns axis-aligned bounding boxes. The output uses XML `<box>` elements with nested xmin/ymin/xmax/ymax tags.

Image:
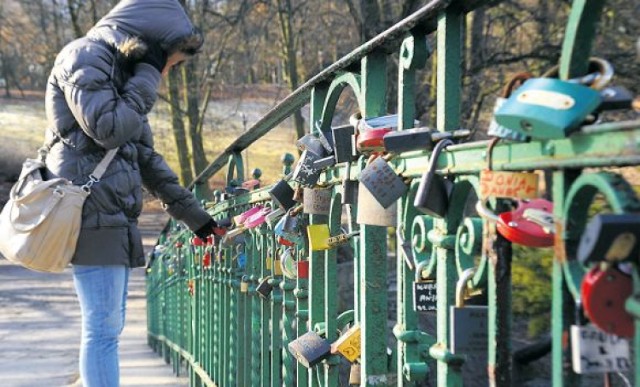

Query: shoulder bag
<box><xmin>0</xmin><ymin>146</ymin><xmax>118</xmax><ymax>273</ymax></box>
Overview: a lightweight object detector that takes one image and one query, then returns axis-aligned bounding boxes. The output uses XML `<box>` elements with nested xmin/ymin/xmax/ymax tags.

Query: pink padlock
<box><xmin>244</xmin><ymin>208</ymin><xmax>271</xmax><ymax>229</ymax></box>
<box><xmin>235</xmin><ymin>206</ymin><xmax>264</xmax><ymax>226</ymax></box>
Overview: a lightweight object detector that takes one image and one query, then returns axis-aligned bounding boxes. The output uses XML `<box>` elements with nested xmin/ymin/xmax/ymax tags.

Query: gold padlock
<box><xmin>331</xmin><ymin>324</ymin><xmax>361</xmax><ymax>362</ymax></box>
<box><xmin>273</xmin><ymin>259</ymin><xmax>283</xmax><ymax>276</ymax></box>
<box><xmin>265</xmin><ymin>255</ymin><xmax>273</xmax><ymax>269</ymax></box>
<box><xmin>307</xmin><ymin>224</ymin><xmax>331</xmax><ymax>251</ymax></box>
<box><xmin>240</xmin><ymin>280</ymin><xmax>249</xmax><ymax>293</ymax></box>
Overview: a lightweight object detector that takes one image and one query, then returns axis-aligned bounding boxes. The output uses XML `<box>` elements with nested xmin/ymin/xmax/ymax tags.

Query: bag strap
<box><xmin>81</xmin><ymin>148</ymin><xmax>119</xmax><ymax>193</ymax></box>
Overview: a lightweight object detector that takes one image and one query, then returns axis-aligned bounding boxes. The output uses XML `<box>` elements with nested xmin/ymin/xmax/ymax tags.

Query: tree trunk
<box><xmin>277</xmin><ymin>0</ymin><xmax>305</xmax><ymax>140</ymax></box>
<box><xmin>464</xmin><ymin>7</ymin><xmax>486</xmax><ymax>123</ymax></box>
<box><xmin>66</xmin><ymin>0</ymin><xmax>83</xmax><ymax>39</ymax></box>
<box><xmin>183</xmin><ymin>59</ymin><xmax>208</xmax><ymax>175</ymax></box>
<box><xmin>168</xmin><ymin>68</ymin><xmax>194</xmax><ymax>185</ymax></box>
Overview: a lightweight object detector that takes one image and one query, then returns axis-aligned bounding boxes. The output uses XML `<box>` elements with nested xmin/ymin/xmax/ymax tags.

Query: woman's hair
<box><xmin>168</xmin><ymin>27</ymin><xmax>204</xmax><ymax>56</ymax></box>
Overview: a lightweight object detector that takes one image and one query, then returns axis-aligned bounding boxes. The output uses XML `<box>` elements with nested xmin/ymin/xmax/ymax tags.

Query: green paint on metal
<box><xmin>558</xmin><ymin>0</ymin><xmax>605</xmax><ymax>80</ymax></box>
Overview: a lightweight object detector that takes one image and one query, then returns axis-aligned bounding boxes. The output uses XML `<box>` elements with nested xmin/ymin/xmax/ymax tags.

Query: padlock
<box><xmin>331</xmin><ymin>124</ymin><xmax>357</xmax><ymax>163</ymax></box>
<box><xmin>413</xmin><ymin>279</ymin><xmax>437</xmax><ymax>312</ymax></box>
<box><xmin>272</xmin><ymin>259</ymin><xmax>283</xmax><ymax>276</ymax></box>
<box><xmin>348</xmin><ymin>363</ymin><xmax>361</xmax><ymax>385</ymax></box>
<box><xmin>222</xmin><ymin>226</ymin><xmax>247</xmax><ymax>245</ymax></box>
<box><xmin>495</xmin><ymin>199</ymin><xmax>554</xmax><ymax>247</ymax></box>
<box><xmin>296</xmin><ymin>134</ymin><xmax>326</xmax><ymax>157</ymax></box>
<box><xmin>382</xmin><ymin>127</ymin><xmax>471</xmax><ymax>153</ymax></box>
<box><xmin>240</xmin><ymin>276</ymin><xmax>249</xmax><ymax>293</ymax></box>
<box><xmin>307</xmin><ymin>224</ymin><xmax>331</xmax><ymax>251</ymax></box>
<box><xmin>297</xmin><ymin>260</ymin><xmax>309</xmax><ymax>279</ymax></box>
<box><xmin>292</xmin><ymin>149</ymin><xmax>322</xmax><ymax>186</ymax></box>
<box><xmin>314</xmin><ymin>122</ymin><xmax>335</xmax><ymax>154</ymax></box>
<box><xmin>577</xmin><ymin>214</ymin><xmax>640</xmax><ymax>265</ymax></box>
<box><xmin>413</xmin><ymin>139</ymin><xmax>454</xmax><ymax>218</ymax></box>
<box><xmin>581</xmin><ymin>264</ymin><xmax>634</xmax><ymax>338</ymax></box>
<box><xmin>244</xmin><ymin>207</ymin><xmax>270</xmax><ymax>229</ymax></box>
<box><xmin>356</xmin><ymin>180</ymin><xmax>397</xmax><ymax>227</ymax></box>
<box><xmin>449</xmin><ymin>269</ymin><xmax>488</xmax><ymax>365</ymax></box>
<box><xmin>356</xmin><ymin>128</ymin><xmax>391</xmax><ymax>154</ymax></box>
<box><xmin>237</xmin><ymin>252</ymin><xmax>247</xmax><ymax>269</ymax></box>
<box><xmin>303</xmin><ymin>187</ymin><xmax>332</xmax><ymax>215</ymax></box>
<box><xmin>265</xmin><ymin>208</ymin><xmax>285</xmax><ymax>228</ymax></box>
<box><xmin>382</xmin><ymin>127</ymin><xmax>434</xmax><ymax>153</ymax></box>
<box><xmin>487</xmin><ymin>72</ymin><xmax>532</xmax><ymax>141</ymax></box>
<box><xmin>255</xmin><ymin>277</ymin><xmax>274</xmax><ymax>299</ymax></box>
<box><xmin>280</xmin><ymin>247</ymin><xmax>298</xmax><ymax>279</ymax></box>
<box><xmin>359</xmin><ymin>157</ymin><xmax>408</xmax><ymax>209</ymax></box>
<box><xmin>342</xmin><ymin>179</ymin><xmax>359</xmax><ymax>206</ymax></box>
<box><xmin>598</xmin><ymin>85</ymin><xmax>634</xmax><ymax>111</ymax></box>
<box><xmin>269</xmin><ymin>179</ymin><xmax>296</xmax><ymax>211</ymax></box>
<box><xmin>313</xmin><ymin>155</ymin><xmax>336</xmax><ymax>170</ymax></box>
<box><xmin>287</xmin><ymin>331</ymin><xmax>331</xmax><ymax>368</ymax></box>
<box><xmin>331</xmin><ymin>324</ymin><xmax>361</xmax><ymax>362</ymax></box>
<box><xmin>275</xmin><ymin>209</ymin><xmax>302</xmax><ymax>244</ymax></box>
<box><xmin>494</xmin><ymin>78</ymin><xmax>602</xmax><ymax>139</ymax></box>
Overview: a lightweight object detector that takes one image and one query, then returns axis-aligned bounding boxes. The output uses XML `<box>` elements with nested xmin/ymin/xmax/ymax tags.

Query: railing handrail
<box><xmin>190</xmin><ymin>0</ymin><xmax>502</xmax><ymax>189</ymax></box>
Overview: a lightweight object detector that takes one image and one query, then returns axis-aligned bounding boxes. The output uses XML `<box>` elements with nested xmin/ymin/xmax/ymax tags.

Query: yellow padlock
<box><xmin>265</xmin><ymin>255</ymin><xmax>272</xmax><ymax>269</ymax></box>
<box><xmin>273</xmin><ymin>259</ymin><xmax>283</xmax><ymax>276</ymax></box>
<box><xmin>240</xmin><ymin>280</ymin><xmax>249</xmax><ymax>293</ymax></box>
<box><xmin>331</xmin><ymin>324</ymin><xmax>361</xmax><ymax>362</ymax></box>
<box><xmin>307</xmin><ymin>224</ymin><xmax>331</xmax><ymax>251</ymax></box>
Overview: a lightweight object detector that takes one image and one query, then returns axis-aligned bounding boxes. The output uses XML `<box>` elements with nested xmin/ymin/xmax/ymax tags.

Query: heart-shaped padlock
<box><xmin>581</xmin><ymin>265</ymin><xmax>634</xmax><ymax>338</ymax></box>
<box><xmin>496</xmin><ymin>199</ymin><xmax>554</xmax><ymax>247</ymax></box>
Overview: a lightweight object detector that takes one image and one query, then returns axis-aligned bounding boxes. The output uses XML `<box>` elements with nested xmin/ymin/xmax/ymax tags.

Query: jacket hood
<box><xmin>87</xmin><ymin>0</ymin><xmax>197</xmax><ymax>56</ymax></box>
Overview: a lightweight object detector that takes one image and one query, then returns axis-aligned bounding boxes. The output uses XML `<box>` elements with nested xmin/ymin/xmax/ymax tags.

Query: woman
<box><xmin>43</xmin><ymin>1</ymin><xmax>220</xmax><ymax>385</ymax></box>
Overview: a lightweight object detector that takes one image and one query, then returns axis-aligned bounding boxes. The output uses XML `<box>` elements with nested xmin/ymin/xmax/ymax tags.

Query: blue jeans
<box><xmin>73</xmin><ymin>265</ymin><xmax>129</xmax><ymax>387</ymax></box>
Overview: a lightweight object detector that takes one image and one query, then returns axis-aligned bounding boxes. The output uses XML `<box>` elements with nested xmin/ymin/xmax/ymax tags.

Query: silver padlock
<box><xmin>356</xmin><ymin>179</ymin><xmax>397</xmax><ymax>227</ymax></box>
<box><xmin>358</xmin><ymin>157</ymin><xmax>407</xmax><ymax>208</ymax></box>
<box><xmin>296</xmin><ymin>134</ymin><xmax>326</xmax><ymax>157</ymax></box>
<box><xmin>303</xmin><ymin>187</ymin><xmax>332</xmax><ymax>215</ymax></box>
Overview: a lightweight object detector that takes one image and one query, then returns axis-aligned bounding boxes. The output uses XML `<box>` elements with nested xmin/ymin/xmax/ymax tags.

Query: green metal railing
<box><xmin>146</xmin><ymin>0</ymin><xmax>640</xmax><ymax>386</ymax></box>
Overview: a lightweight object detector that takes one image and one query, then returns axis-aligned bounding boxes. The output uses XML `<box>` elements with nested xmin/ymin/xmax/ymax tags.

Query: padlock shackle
<box><xmin>455</xmin><ymin>268</ymin><xmax>476</xmax><ymax>308</ymax></box>
<box><xmin>475</xmin><ymin>200</ymin><xmax>501</xmax><ymax>224</ymax></box>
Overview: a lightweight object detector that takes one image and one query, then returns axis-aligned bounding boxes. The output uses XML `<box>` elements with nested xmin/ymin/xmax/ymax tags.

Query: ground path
<box><xmin>0</xmin><ymin>209</ymin><xmax>187</xmax><ymax>386</ymax></box>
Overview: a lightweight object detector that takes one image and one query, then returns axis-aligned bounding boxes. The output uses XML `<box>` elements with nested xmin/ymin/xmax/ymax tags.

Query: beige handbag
<box><xmin>0</xmin><ymin>148</ymin><xmax>118</xmax><ymax>273</ymax></box>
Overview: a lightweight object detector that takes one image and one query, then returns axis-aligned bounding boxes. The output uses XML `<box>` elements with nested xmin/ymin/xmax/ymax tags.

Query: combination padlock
<box><xmin>413</xmin><ymin>139</ymin><xmax>454</xmax><ymax>218</ymax></box>
<box><xmin>580</xmin><ymin>264</ymin><xmax>634</xmax><ymax>338</ymax></box>
<box><xmin>358</xmin><ymin>156</ymin><xmax>408</xmax><ymax>209</ymax></box>
<box><xmin>287</xmin><ymin>331</ymin><xmax>331</xmax><ymax>368</ymax></box>
<box><xmin>496</xmin><ymin>199</ymin><xmax>554</xmax><ymax>247</ymax></box>
<box><xmin>577</xmin><ymin>214</ymin><xmax>640</xmax><ymax>265</ymax></box>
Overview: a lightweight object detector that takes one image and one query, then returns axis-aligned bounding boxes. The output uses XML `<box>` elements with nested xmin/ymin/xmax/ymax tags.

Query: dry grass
<box><xmin>0</xmin><ymin>93</ymin><xmax>300</xmax><ymax>191</ymax></box>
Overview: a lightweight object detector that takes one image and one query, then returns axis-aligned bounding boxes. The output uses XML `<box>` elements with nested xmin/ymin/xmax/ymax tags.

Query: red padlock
<box><xmin>202</xmin><ymin>251</ymin><xmax>212</xmax><ymax>267</ymax></box>
<box><xmin>496</xmin><ymin>199</ymin><xmax>554</xmax><ymax>247</ymax></box>
<box><xmin>356</xmin><ymin>128</ymin><xmax>391</xmax><ymax>153</ymax></box>
<box><xmin>192</xmin><ymin>236</ymin><xmax>205</xmax><ymax>247</ymax></box>
<box><xmin>581</xmin><ymin>265</ymin><xmax>634</xmax><ymax>338</ymax></box>
<box><xmin>297</xmin><ymin>260</ymin><xmax>309</xmax><ymax>279</ymax></box>
<box><xmin>277</xmin><ymin>236</ymin><xmax>295</xmax><ymax>247</ymax></box>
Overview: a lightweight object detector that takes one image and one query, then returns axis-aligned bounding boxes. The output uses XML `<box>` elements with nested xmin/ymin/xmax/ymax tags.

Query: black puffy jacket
<box><xmin>44</xmin><ymin>0</ymin><xmax>210</xmax><ymax>267</ymax></box>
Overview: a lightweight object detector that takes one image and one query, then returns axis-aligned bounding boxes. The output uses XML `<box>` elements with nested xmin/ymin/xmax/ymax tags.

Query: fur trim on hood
<box><xmin>117</xmin><ymin>36</ymin><xmax>148</xmax><ymax>60</ymax></box>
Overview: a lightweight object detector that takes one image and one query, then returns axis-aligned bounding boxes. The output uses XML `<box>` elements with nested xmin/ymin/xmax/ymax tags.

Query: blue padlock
<box><xmin>494</xmin><ymin>78</ymin><xmax>601</xmax><ymax>139</ymax></box>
